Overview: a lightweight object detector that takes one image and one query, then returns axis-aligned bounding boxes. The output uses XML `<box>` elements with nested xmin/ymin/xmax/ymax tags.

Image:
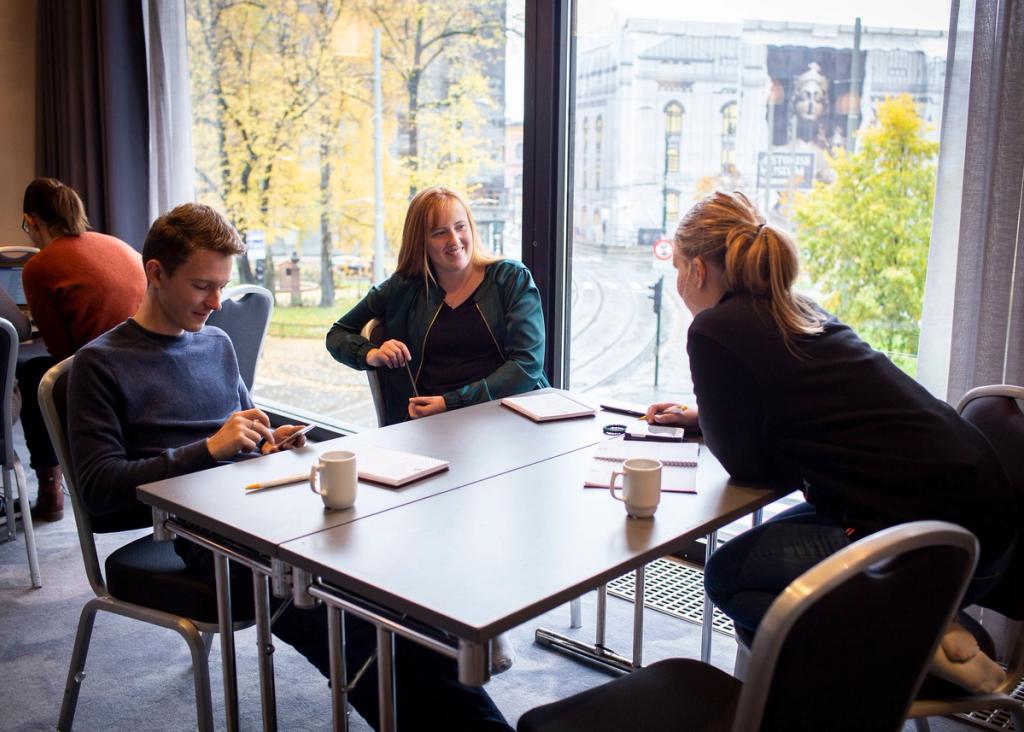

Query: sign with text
<box><xmin>756</xmin><ymin>151</ymin><xmax>815</xmax><ymax>189</ymax></box>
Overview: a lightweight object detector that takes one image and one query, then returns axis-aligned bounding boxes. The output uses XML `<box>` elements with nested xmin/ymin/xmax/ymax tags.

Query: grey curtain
<box><xmin>919</xmin><ymin>0</ymin><xmax>1024</xmax><ymax>403</ymax></box>
<box><xmin>35</xmin><ymin>0</ymin><xmax>150</xmax><ymax>251</ymax></box>
<box><xmin>143</xmin><ymin>0</ymin><xmax>195</xmax><ymax>217</ymax></box>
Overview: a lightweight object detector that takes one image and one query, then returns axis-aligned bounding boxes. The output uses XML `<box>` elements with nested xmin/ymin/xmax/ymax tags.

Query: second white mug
<box><xmin>609</xmin><ymin>458</ymin><xmax>662</xmax><ymax>518</ymax></box>
<box><xmin>309</xmin><ymin>450</ymin><xmax>357</xmax><ymax>510</ymax></box>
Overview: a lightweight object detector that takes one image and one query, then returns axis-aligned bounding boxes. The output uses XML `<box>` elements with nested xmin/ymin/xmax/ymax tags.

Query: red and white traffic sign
<box><xmin>653</xmin><ymin>238</ymin><xmax>673</xmax><ymax>261</ymax></box>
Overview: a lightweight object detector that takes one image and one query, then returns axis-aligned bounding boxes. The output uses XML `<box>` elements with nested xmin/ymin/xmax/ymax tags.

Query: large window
<box><xmin>568</xmin><ymin>2</ymin><xmax>952</xmax><ymax>405</ymax></box>
<box><xmin>186</xmin><ymin>0</ymin><xmax>526</xmax><ymax>428</ymax></box>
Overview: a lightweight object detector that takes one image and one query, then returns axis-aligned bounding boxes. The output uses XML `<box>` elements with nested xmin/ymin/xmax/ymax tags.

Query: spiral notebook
<box><xmin>584</xmin><ymin>438</ymin><xmax>698</xmax><ymax>493</ymax></box>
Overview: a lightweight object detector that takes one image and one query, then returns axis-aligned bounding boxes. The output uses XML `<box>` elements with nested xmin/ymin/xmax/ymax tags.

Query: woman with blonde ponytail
<box><xmin>646</xmin><ymin>191</ymin><xmax>1017</xmax><ymax>694</ymax></box>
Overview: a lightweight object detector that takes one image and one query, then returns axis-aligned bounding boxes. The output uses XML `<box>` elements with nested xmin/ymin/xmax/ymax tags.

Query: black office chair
<box><xmin>360</xmin><ymin>317</ymin><xmax>388</xmax><ymax>427</ymax></box>
<box><xmin>39</xmin><ymin>358</ymin><xmax>253</xmax><ymax>731</ymax></box>
<box><xmin>908</xmin><ymin>384</ymin><xmax>1024</xmax><ymax>730</ymax></box>
<box><xmin>0</xmin><ymin>317</ymin><xmax>40</xmax><ymax>586</ymax></box>
<box><xmin>207</xmin><ymin>284</ymin><xmax>274</xmax><ymax>392</ymax></box>
<box><xmin>518</xmin><ymin>521</ymin><xmax>977</xmax><ymax>732</ymax></box>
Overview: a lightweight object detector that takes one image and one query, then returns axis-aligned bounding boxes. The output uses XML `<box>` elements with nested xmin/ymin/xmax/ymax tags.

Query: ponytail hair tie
<box><xmin>757</xmin><ymin>223</ymin><xmax>766</xmax><ymax>234</ymax></box>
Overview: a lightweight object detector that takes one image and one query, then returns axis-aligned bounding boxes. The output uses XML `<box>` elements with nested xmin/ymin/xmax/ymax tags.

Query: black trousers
<box><xmin>15</xmin><ymin>355</ymin><xmax>59</xmax><ymax>470</ymax></box>
<box><xmin>184</xmin><ymin>544</ymin><xmax>511</xmax><ymax>731</ymax></box>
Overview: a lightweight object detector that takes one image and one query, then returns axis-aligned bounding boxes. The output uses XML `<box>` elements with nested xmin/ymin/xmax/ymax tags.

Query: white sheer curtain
<box><xmin>918</xmin><ymin>0</ymin><xmax>1024</xmax><ymax>403</ymax></box>
<box><xmin>143</xmin><ymin>0</ymin><xmax>195</xmax><ymax>219</ymax></box>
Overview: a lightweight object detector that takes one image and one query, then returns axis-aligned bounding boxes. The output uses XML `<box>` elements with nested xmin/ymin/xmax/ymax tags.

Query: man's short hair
<box><xmin>142</xmin><ymin>203</ymin><xmax>245</xmax><ymax>276</ymax></box>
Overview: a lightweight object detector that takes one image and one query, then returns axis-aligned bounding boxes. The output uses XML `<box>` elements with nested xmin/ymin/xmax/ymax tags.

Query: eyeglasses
<box><xmin>20</xmin><ymin>217</ymin><xmax>29</xmax><ymax>234</ymax></box>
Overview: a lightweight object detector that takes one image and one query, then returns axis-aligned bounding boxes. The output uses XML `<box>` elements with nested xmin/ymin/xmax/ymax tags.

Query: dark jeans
<box><xmin>15</xmin><ymin>355</ymin><xmax>59</xmax><ymax>470</ymax></box>
<box><xmin>187</xmin><ymin>546</ymin><xmax>511</xmax><ymax>731</ymax></box>
<box><xmin>704</xmin><ymin>502</ymin><xmax>1009</xmax><ymax>635</ymax></box>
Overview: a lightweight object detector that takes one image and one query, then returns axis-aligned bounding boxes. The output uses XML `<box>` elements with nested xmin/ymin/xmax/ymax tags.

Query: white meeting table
<box><xmin>137</xmin><ymin>391</ymin><xmax>778</xmax><ymax>732</ymax></box>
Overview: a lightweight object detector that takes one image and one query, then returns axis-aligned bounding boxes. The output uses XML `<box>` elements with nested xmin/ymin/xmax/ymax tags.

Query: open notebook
<box><xmin>584</xmin><ymin>438</ymin><xmax>698</xmax><ymax>493</ymax></box>
<box><xmin>356</xmin><ymin>445</ymin><xmax>449</xmax><ymax>487</ymax></box>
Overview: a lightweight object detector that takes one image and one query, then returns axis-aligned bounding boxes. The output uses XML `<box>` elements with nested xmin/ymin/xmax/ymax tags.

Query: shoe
<box><xmin>31</xmin><ymin>466</ymin><xmax>64</xmax><ymax>522</ymax></box>
<box><xmin>490</xmin><ymin>632</ymin><xmax>516</xmax><ymax>675</ymax></box>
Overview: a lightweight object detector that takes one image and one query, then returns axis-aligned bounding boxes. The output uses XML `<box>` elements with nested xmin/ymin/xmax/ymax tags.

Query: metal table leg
<box><xmin>632</xmin><ymin>566</ymin><xmax>645</xmax><ymax>669</ymax></box>
<box><xmin>377</xmin><ymin>628</ymin><xmax>396</xmax><ymax>732</ymax></box>
<box><xmin>700</xmin><ymin>530</ymin><xmax>718</xmax><ymax>663</ymax></box>
<box><xmin>253</xmin><ymin>571</ymin><xmax>277</xmax><ymax>731</ymax></box>
<box><xmin>534</xmin><ymin>579</ymin><xmax>640</xmax><ymax>676</ymax></box>
<box><xmin>213</xmin><ymin>553</ymin><xmax>239</xmax><ymax>732</ymax></box>
<box><xmin>328</xmin><ymin>606</ymin><xmax>348</xmax><ymax>732</ymax></box>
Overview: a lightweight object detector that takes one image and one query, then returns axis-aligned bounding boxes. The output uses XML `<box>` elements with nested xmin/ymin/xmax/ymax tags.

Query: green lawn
<box><xmin>268</xmin><ymin>300</ymin><xmax>357</xmax><ymax>338</ymax></box>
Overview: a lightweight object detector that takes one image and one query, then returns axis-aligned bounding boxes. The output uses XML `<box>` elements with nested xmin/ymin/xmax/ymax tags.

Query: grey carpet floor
<box><xmin>0</xmin><ymin>426</ymin><xmax>982</xmax><ymax>730</ymax></box>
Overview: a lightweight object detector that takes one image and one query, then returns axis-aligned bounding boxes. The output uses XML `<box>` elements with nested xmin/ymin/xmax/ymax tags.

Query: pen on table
<box><xmin>245</xmin><ymin>472</ymin><xmax>308</xmax><ymax>492</ymax></box>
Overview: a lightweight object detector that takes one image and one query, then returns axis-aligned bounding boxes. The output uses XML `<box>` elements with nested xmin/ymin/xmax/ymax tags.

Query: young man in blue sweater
<box><xmin>68</xmin><ymin>203</ymin><xmax>511</xmax><ymax>731</ymax></box>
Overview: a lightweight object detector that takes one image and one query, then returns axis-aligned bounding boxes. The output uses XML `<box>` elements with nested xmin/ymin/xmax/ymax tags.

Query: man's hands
<box><xmin>408</xmin><ymin>395</ymin><xmax>446</xmax><ymax>419</ymax></box>
<box><xmin>645</xmin><ymin>402</ymin><xmax>700</xmax><ymax>429</ymax></box>
<box><xmin>207</xmin><ymin>409</ymin><xmax>309</xmax><ymax>459</ymax></box>
<box><xmin>366</xmin><ymin>339</ymin><xmax>412</xmax><ymax>369</ymax></box>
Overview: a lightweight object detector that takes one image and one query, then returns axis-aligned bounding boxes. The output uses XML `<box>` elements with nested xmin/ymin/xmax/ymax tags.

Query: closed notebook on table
<box><xmin>584</xmin><ymin>439</ymin><xmax>698</xmax><ymax>493</ymax></box>
<box><xmin>500</xmin><ymin>392</ymin><xmax>596</xmax><ymax>422</ymax></box>
<box><xmin>356</xmin><ymin>445</ymin><xmax>449</xmax><ymax>487</ymax></box>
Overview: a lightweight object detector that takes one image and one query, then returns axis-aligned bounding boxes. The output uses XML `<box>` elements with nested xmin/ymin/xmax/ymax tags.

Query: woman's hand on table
<box><xmin>645</xmin><ymin>402</ymin><xmax>699</xmax><ymax>429</ymax></box>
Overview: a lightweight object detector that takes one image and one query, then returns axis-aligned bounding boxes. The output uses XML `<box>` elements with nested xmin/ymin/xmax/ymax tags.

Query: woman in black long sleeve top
<box><xmin>647</xmin><ymin>191</ymin><xmax>1018</xmax><ymax>692</ymax></box>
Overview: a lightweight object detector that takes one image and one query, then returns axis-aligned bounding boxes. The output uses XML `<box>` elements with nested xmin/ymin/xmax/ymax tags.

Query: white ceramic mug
<box><xmin>309</xmin><ymin>450</ymin><xmax>357</xmax><ymax>510</ymax></box>
<box><xmin>609</xmin><ymin>458</ymin><xmax>662</xmax><ymax>518</ymax></box>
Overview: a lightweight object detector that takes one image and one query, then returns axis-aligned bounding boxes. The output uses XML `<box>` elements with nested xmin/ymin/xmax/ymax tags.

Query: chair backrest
<box><xmin>956</xmin><ymin>384</ymin><xmax>1024</xmax><ymax>620</ymax></box>
<box><xmin>733</xmin><ymin>521</ymin><xmax>977</xmax><ymax>732</ymax></box>
<box><xmin>360</xmin><ymin>317</ymin><xmax>387</xmax><ymax>427</ymax></box>
<box><xmin>206</xmin><ymin>285</ymin><xmax>274</xmax><ymax>392</ymax></box>
<box><xmin>38</xmin><ymin>357</ymin><xmax>107</xmax><ymax>596</ymax></box>
<box><xmin>0</xmin><ymin>318</ymin><xmax>17</xmax><ymax>467</ymax></box>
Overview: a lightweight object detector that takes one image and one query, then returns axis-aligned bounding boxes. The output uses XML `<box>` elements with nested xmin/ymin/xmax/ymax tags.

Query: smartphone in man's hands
<box><xmin>275</xmin><ymin>423</ymin><xmax>314</xmax><ymax>450</ymax></box>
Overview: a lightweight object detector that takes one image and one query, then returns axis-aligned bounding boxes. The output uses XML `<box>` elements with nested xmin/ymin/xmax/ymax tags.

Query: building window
<box><xmin>665</xmin><ymin>190</ymin><xmax>680</xmax><ymax>229</ymax></box>
<box><xmin>721</xmin><ymin>101</ymin><xmax>737</xmax><ymax>174</ymax></box>
<box><xmin>664</xmin><ymin>101</ymin><xmax>683</xmax><ymax>135</ymax></box>
<box><xmin>595</xmin><ymin>115</ymin><xmax>603</xmax><ymax>191</ymax></box>
<box><xmin>581</xmin><ymin>117</ymin><xmax>589</xmax><ymax>189</ymax></box>
<box><xmin>666</xmin><ymin>143</ymin><xmax>680</xmax><ymax>173</ymax></box>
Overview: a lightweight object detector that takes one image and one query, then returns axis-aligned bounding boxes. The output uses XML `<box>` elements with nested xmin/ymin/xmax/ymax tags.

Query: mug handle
<box><xmin>609</xmin><ymin>471</ymin><xmax>626</xmax><ymax>503</ymax></box>
<box><xmin>309</xmin><ymin>465</ymin><xmax>324</xmax><ymax>496</ymax></box>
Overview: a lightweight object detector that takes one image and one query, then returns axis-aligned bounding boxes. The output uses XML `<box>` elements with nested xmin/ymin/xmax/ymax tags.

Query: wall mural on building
<box><xmin>765</xmin><ymin>46</ymin><xmax>866</xmax><ymax>186</ymax></box>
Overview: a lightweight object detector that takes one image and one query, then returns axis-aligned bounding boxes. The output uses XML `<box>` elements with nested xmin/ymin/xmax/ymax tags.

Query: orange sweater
<box><xmin>23</xmin><ymin>232</ymin><xmax>146</xmax><ymax>360</ymax></box>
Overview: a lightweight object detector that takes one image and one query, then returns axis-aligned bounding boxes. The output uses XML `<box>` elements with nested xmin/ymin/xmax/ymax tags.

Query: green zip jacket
<box><xmin>326</xmin><ymin>259</ymin><xmax>550</xmax><ymax>425</ymax></box>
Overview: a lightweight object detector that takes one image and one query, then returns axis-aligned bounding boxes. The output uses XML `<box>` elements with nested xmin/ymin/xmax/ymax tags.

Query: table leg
<box><xmin>253</xmin><ymin>571</ymin><xmax>277</xmax><ymax>731</ymax></box>
<box><xmin>632</xmin><ymin>566</ymin><xmax>645</xmax><ymax>669</ymax></box>
<box><xmin>328</xmin><ymin>606</ymin><xmax>348</xmax><ymax>732</ymax></box>
<box><xmin>213</xmin><ymin>553</ymin><xmax>239</xmax><ymax>732</ymax></box>
<box><xmin>700</xmin><ymin>530</ymin><xmax>718</xmax><ymax>663</ymax></box>
<box><xmin>377</xmin><ymin>627</ymin><xmax>396</xmax><ymax>732</ymax></box>
<box><xmin>533</xmin><ymin>580</ymin><xmax>636</xmax><ymax>676</ymax></box>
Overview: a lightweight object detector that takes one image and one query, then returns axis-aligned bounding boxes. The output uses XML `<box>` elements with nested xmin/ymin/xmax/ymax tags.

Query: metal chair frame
<box><xmin>909</xmin><ymin>384</ymin><xmax>1024</xmax><ymax>731</ymax></box>
<box><xmin>39</xmin><ymin>358</ymin><xmax>250</xmax><ymax>731</ymax></box>
<box><xmin>0</xmin><ymin>317</ymin><xmax>40</xmax><ymax>586</ymax></box>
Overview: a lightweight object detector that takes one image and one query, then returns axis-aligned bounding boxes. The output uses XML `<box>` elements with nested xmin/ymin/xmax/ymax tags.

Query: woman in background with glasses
<box><xmin>18</xmin><ymin>177</ymin><xmax>146</xmax><ymax>521</ymax></box>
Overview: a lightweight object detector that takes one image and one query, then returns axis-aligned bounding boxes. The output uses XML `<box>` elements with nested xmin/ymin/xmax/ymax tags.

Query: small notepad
<box><xmin>356</xmin><ymin>446</ymin><xmax>449</xmax><ymax>487</ymax></box>
<box><xmin>500</xmin><ymin>393</ymin><xmax>596</xmax><ymax>422</ymax></box>
<box><xmin>584</xmin><ymin>438</ymin><xmax>699</xmax><ymax>493</ymax></box>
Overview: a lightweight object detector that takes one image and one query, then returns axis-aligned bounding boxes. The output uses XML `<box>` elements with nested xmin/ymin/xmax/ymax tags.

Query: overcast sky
<box><xmin>576</xmin><ymin>0</ymin><xmax>953</xmax><ymax>33</ymax></box>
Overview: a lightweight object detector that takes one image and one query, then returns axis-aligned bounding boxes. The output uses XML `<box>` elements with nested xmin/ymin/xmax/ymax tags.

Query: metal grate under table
<box><xmin>606</xmin><ymin>556</ymin><xmax>734</xmax><ymax>636</ymax></box>
<box><xmin>953</xmin><ymin>672</ymin><xmax>1024</xmax><ymax>731</ymax></box>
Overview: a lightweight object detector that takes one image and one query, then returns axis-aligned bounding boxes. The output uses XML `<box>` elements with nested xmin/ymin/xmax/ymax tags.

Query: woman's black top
<box><xmin>417</xmin><ymin>296</ymin><xmax>505</xmax><ymax>397</ymax></box>
<box><xmin>688</xmin><ymin>291</ymin><xmax>1018</xmax><ymax>566</ymax></box>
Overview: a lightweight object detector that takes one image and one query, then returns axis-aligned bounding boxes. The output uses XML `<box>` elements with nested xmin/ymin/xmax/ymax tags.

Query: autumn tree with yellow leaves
<box><xmin>793</xmin><ymin>95</ymin><xmax>938</xmax><ymax>371</ymax></box>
